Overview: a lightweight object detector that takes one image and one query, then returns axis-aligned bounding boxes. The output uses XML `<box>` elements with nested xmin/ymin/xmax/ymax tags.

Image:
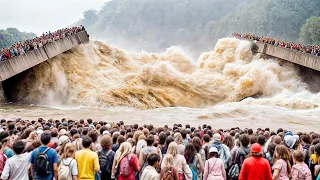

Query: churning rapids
<box><xmin>1</xmin><ymin>38</ymin><xmax>320</xmax><ymax>131</ymax></box>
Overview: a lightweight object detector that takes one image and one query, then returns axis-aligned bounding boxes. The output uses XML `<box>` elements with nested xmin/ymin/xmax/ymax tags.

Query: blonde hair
<box><xmin>167</xmin><ymin>142</ymin><xmax>178</xmax><ymax>157</ymax></box>
<box><xmin>163</xmin><ymin>154</ymin><xmax>174</xmax><ymax>168</ymax></box>
<box><xmin>63</xmin><ymin>143</ymin><xmax>76</xmax><ymax>159</ymax></box>
<box><xmin>174</xmin><ymin>133</ymin><xmax>183</xmax><ymax>145</ymax></box>
<box><xmin>133</xmin><ymin>130</ymin><xmax>144</xmax><ymax>143</ymax></box>
<box><xmin>116</xmin><ymin>142</ymin><xmax>132</xmax><ymax>165</ymax></box>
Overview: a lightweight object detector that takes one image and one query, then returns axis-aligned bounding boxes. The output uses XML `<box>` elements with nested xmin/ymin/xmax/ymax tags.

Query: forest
<box><xmin>76</xmin><ymin>0</ymin><xmax>320</xmax><ymax>55</ymax></box>
<box><xmin>1</xmin><ymin>0</ymin><xmax>319</xmax><ymax>54</ymax></box>
<box><xmin>0</xmin><ymin>28</ymin><xmax>36</xmax><ymax>49</ymax></box>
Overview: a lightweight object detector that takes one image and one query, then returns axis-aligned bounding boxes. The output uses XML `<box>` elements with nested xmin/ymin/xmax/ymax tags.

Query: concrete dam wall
<box><xmin>0</xmin><ymin>31</ymin><xmax>89</xmax><ymax>81</ymax></box>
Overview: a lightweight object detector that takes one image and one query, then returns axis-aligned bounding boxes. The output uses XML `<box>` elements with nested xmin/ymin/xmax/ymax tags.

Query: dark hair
<box><xmin>147</xmin><ymin>153</ymin><xmax>160</xmax><ymax>166</ymax></box>
<box><xmin>12</xmin><ymin>140</ymin><xmax>25</xmax><ymax>154</ymax></box>
<box><xmin>165</xmin><ymin>136</ymin><xmax>174</xmax><ymax>149</ymax></box>
<box><xmin>117</xmin><ymin>135</ymin><xmax>125</xmax><ymax>145</ymax></box>
<box><xmin>192</xmin><ymin>137</ymin><xmax>202</xmax><ymax>153</ymax></box>
<box><xmin>184</xmin><ymin>143</ymin><xmax>196</xmax><ymax>164</ymax></box>
<box><xmin>159</xmin><ymin>132</ymin><xmax>167</xmax><ymax>145</ymax></box>
<box><xmin>82</xmin><ymin>136</ymin><xmax>93</xmax><ymax>148</ymax></box>
<box><xmin>240</xmin><ymin>134</ymin><xmax>250</xmax><ymax>147</ymax></box>
<box><xmin>51</xmin><ymin>130</ymin><xmax>58</xmax><ymax>138</ymax></box>
<box><xmin>82</xmin><ymin>128</ymin><xmax>89</xmax><ymax>136</ymax></box>
<box><xmin>146</xmin><ymin>135</ymin><xmax>154</xmax><ymax>146</ymax></box>
<box><xmin>70</xmin><ymin>129</ymin><xmax>78</xmax><ymax>137</ymax></box>
<box><xmin>203</xmin><ymin>134</ymin><xmax>210</xmax><ymax>143</ymax></box>
<box><xmin>181</xmin><ymin>129</ymin><xmax>187</xmax><ymax>139</ymax></box>
<box><xmin>258</xmin><ymin>135</ymin><xmax>266</xmax><ymax>146</ymax></box>
<box><xmin>88</xmin><ymin>130</ymin><xmax>98</xmax><ymax>143</ymax></box>
<box><xmin>301</xmin><ymin>135</ymin><xmax>311</xmax><ymax>144</ymax></box>
<box><xmin>8</xmin><ymin>123</ymin><xmax>15</xmax><ymax>131</ymax></box>
<box><xmin>210</xmin><ymin>152</ymin><xmax>219</xmax><ymax>158</ymax></box>
<box><xmin>87</xmin><ymin>119</ymin><xmax>93</xmax><ymax>124</ymax></box>
<box><xmin>40</xmin><ymin>131</ymin><xmax>52</xmax><ymax>145</ymax></box>
<box><xmin>248</xmin><ymin>129</ymin><xmax>253</xmax><ymax>135</ymax></box>
<box><xmin>249</xmin><ymin>135</ymin><xmax>258</xmax><ymax>145</ymax></box>
<box><xmin>267</xmin><ymin>142</ymin><xmax>277</xmax><ymax>159</ymax></box>
<box><xmin>206</xmin><ymin>130</ymin><xmax>213</xmax><ymax>138</ymax></box>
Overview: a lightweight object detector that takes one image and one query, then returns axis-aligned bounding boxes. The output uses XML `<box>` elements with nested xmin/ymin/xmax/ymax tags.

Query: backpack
<box><xmin>161</xmin><ymin>167</ymin><xmax>176</xmax><ymax>180</ymax></box>
<box><xmin>0</xmin><ymin>152</ymin><xmax>7</xmax><ymax>174</ymax></box>
<box><xmin>98</xmin><ymin>150</ymin><xmax>113</xmax><ymax>174</ymax></box>
<box><xmin>35</xmin><ymin>147</ymin><xmax>51</xmax><ymax>176</ymax></box>
<box><xmin>58</xmin><ymin>159</ymin><xmax>73</xmax><ymax>180</ymax></box>
<box><xmin>189</xmin><ymin>155</ymin><xmax>198</xmax><ymax>180</ymax></box>
<box><xmin>119</xmin><ymin>154</ymin><xmax>132</xmax><ymax>177</ymax></box>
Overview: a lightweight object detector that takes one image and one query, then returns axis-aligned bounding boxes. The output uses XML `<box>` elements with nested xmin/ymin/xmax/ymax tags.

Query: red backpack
<box><xmin>0</xmin><ymin>152</ymin><xmax>7</xmax><ymax>173</ymax></box>
<box><xmin>119</xmin><ymin>154</ymin><xmax>132</xmax><ymax>177</ymax></box>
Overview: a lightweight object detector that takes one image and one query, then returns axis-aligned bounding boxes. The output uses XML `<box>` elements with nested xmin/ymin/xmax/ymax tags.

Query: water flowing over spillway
<box><xmin>1</xmin><ymin>38</ymin><xmax>320</xmax><ymax>131</ymax></box>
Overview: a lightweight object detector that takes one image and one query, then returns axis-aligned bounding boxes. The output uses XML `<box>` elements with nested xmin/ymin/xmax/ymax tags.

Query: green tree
<box><xmin>299</xmin><ymin>16</ymin><xmax>320</xmax><ymax>45</ymax></box>
<box><xmin>0</xmin><ymin>28</ymin><xmax>36</xmax><ymax>49</ymax></box>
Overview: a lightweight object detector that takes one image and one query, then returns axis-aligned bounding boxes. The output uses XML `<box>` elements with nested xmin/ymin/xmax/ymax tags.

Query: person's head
<box><xmin>167</xmin><ymin>142</ymin><xmax>179</xmax><ymax>157</ymax></box>
<box><xmin>212</xmin><ymin>133</ymin><xmax>221</xmax><ymax>142</ymax></box>
<box><xmin>82</xmin><ymin>136</ymin><xmax>93</xmax><ymax>148</ymax></box>
<box><xmin>100</xmin><ymin>135</ymin><xmax>112</xmax><ymax>149</ymax></box>
<box><xmin>173</xmin><ymin>133</ymin><xmax>183</xmax><ymax>145</ymax></box>
<box><xmin>12</xmin><ymin>140</ymin><xmax>25</xmax><ymax>155</ymax></box>
<box><xmin>258</xmin><ymin>135</ymin><xmax>266</xmax><ymax>146</ymax></box>
<box><xmin>274</xmin><ymin>145</ymin><xmax>290</xmax><ymax>161</ymax></box>
<box><xmin>147</xmin><ymin>153</ymin><xmax>160</xmax><ymax>167</ymax></box>
<box><xmin>118</xmin><ymin>142</ymin><xmax>132</xmax><ymax>161</ymax></box>
<box><xmin>158</xmin><ymin>132</ymin><xmax>167</xmax><ymax>145</ymax></box>
<box><xmin>163</xmin><ymin>154</ymin><xmax>174</xmax><ymax>168</ymax></box>
<box><xmin>88</xmin><ymin>130</ymin><xmax>98</xmax><ymax>143</ymax></box>
<box><xmin>250</xmin><ymin>143</ymin><xmax>263</xmax><ymax>157</ymax></box>
<box><xmin>184</xmin><ymin>143</ymin><xmax>196</xmax><ymax>164</ymax></box>
<box><xmin>87</xmin><ymin>119</ymin><xmax>93</xmax><ymax>124</ymax></box>
<box><xmin>272</xmin><ymin>135</ymin><xmax>282</xmax><ymax>145</ymax></box>
<box><xmin>300</xmin><ymin>135</ymin><xmax>311</xmax><ymax>145</ymax></box>
<box><xmin>146</xmin><ymin>135</ymin><xmax>155</xmax><ymax>146</ymax></box>
<box><xmin>223</xmin><ymin>134</ymin><xmax>234</xmax><ymax>150</ymax></box>
<box><xmin>267</xmin><ymin>142</ymin><xmax>277</xmax><ymax>158</ymax></box>
<box><xmin>314</xmin><ymin>143</ymin><xmax>320</xmax><ymax>157</ymax></box>
<box><xmin>209</xmin><ymin>147</ymin><xmax>219</xmax><ymax>158</ymax></box>
<box><xmin>239</xmin><ymin>134</ymin><xmax>250</xmax><ymax>147</ymax></box>
<box><xmin>63</xmin><ymin>143</ymin><xmax>76</xmax><ymax>158</ymax></box>
<box><xmin>117</xmin><ymin>135</ymin><xmax>126</xmax><ymax>146</ymax></box>
<box><xmin>40</xmin><ymin>131</ymin><xmax>52</xmax><ymax>145</ymax></box>
<box><xmin>191</xmin><ymin>137</ymin><xmax>202</xmax><ymax>153</ymax></box>
<box><xmin>292</xmin><ymin>150</ymin><xmax>305</xmax><ymax>164</ymax></box>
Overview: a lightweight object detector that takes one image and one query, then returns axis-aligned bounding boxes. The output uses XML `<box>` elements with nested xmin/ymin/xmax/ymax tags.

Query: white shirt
<box><xmin>1</xmin><ymin>152</ymin><xmax>31</xmax><ymax>180</ymax></box>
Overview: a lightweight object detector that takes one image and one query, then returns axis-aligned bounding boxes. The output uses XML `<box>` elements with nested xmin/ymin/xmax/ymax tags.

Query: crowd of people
<box><xmin>233</xmin><ymin>32</ymin><xmax>320</xmax><ymax>57</ymax></box>
<box><xmin>0</xmin><ymin>26</ymin><xmax>86</xmax><ymax>62</ymax></box>
<box><xmin>0</xmin><ymin>118</ymin><xmax>318</xmax><ymax>180</ymax></box>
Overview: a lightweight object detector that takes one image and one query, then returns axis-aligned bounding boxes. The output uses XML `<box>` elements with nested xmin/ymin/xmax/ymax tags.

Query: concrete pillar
<box><xmin>0</xmin><ymin>83</ymin><xmax>4</xmax><ymax>103</ymax></box>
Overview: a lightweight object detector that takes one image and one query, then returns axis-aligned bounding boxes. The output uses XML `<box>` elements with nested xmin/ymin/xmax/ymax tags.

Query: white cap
<box><xmin>103</xmin><ymin>130</ymin><xmax>110</xmax><ymax>135</ymax></box>
<box><xmin>209</xmin><ymin>147</ymin><xmax>219</xmax><ymax>153</ymax></box>
<box><xmin>59</xmin><ymin>135</ymin><xmax>69</xmax><ymax>145</ymax></box>
<box><xmin>36</xmin><ymin>129</ymin><xmax>44</xmax><ymax>135</ymax></box>
<box><xmin>105</xmin><ymin>124</ymin><xmax>111</xmax><ymax>129</ymax></box>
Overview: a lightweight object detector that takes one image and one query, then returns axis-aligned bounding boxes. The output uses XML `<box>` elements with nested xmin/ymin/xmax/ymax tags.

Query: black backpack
<box><xmin>35</xmin><ymin>147</ymin><xmax>51</xmax><ymax>176</ymax></box>
<box><xmin>98</xmin><ymin>149</ymin><xmax>113</xmax><ymax>174</ymax></box>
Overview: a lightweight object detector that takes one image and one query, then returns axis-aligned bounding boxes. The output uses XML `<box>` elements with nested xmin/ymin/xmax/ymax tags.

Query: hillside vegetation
<box><xmin>0</xmin><ymin>28</ymin><xmax>36</xmax><ymax>49</ymax></box>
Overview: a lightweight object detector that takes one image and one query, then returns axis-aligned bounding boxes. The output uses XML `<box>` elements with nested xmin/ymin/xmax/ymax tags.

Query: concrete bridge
<box><xmin>0</xmin><ymin>31</ymin><xmax>89</xmax><ymax>81</ymax></box>
<box><xmin>251</xmin><ymin>41</ymin><xmax>320</xmax><ymax>71</ymax></box>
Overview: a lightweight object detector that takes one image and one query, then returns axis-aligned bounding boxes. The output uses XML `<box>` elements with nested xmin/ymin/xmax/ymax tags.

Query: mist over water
<box><xmin>3</xmin><ymin>38</ymin><xmax>319</xmax><ymax>109</ymax></box>
<box><xmin>1</xmin><ymin>38</ymin><xmax>320</xmax><ymax>130</ymax></box>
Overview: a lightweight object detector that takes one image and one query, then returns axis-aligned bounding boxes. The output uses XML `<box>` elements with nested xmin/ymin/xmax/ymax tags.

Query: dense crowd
<box><xmin>0</xmin><ymin>118</ymin><xmax>319</xmax><ymax>180</ymax></box>
<box><xmin>233</xmin><ymin>33</ymin><xmax>320</xmax><ymax>57</ymax></box>
<box><xmin>0</xmin><ymin>26</ymin><xmax>86</xmax><ymax>62</ymax></box>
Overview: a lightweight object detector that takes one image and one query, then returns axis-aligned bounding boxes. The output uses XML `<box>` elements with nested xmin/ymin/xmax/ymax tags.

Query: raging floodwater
<box><xmin>1</xmin><ymin>38</ymin><xmax>320</xmax><ymax>132</ymax></box>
